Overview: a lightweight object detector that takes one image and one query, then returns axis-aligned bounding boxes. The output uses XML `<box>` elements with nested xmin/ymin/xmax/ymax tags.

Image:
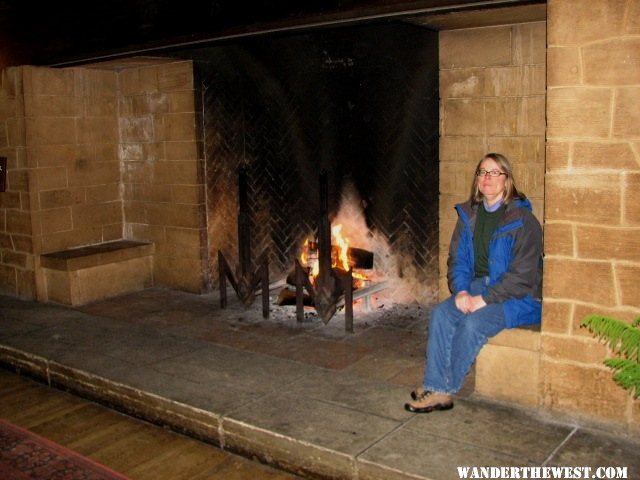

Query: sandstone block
<box><xmin>16</xmin><ymin>268</ymin><xmax>35</xmax><ymax>299</ymax></box>
<box><xmin>543</xmin><ymin>222</ymin><xmax>574</xmax><ymax>257</ymax></box>
<box><xmin>146</xmin><ymin>203</ymin><xmax>204</xmax><ymax>229</ymax></box>
<box><xmin>0</xmin><ymin>264</ymin><xmax>16</xmax><ymax>295</ymax></box>
<box><xmin>545</xmin><ymin>142</ymin><xmax>570</xmax><ymax>169</ymax></box>
<box><xmin>121</xmin><ymin>161</ymin><xmax>152</xmax><ymax>185</ymax></box>
<box><xmin>487</xmin><ymin>136</ymin><xmax>544</xmax><ymax>164</ymax></box>
<box><xmin>39</xmin><ymin>226</ymin><xmax>103</xmax><ymax>253</ymax></box>
<box><xmin>572</xmin><ymin>304</ymin><xmax>640</xmax><ymax>336</ymax></box>
<box><xmin>118</xmin><ymin>143</ymin><xmax>145</xmax><ymax>162</ymax></box>
<box><xmin>164</xmin><ymin>140</ymin><xmax>198</xmax><ymax>161</ymax></box>
<box><xmin>541</xmin><ymin>300</ymin><xmax>572</xmax><ymax>334</ymax></box>
<box><xmin>38</xmin><ymin>207</ymin><xmax>72</xmax><ymax>234</ymax></box>
<box><xmin>572</xmin><ymin>142</ymin><xmax>637</xmax><ymax>170</ymax></box>
<box><xmin>23</xmin><ymin>66</ymin><xmax>75</xmax><ymax>96</ymax></box>
<box><xmin>440</xmin><ymin>27</ymin><xmax>512</xmax><ymax>69</ymax></box>
<box><xmin>154</xmin><ymin>255</ymin><xmax>204</xmax><ymax>293</ymax></box>
<box><xmin>78</xmin><ymin>116</ymin><xmax>119</xmax><ymax>144</ymax></box>
<box><xmin>123</xmin><ymin>203</ymin><xmax>148</xmax><ymax>224</ymax></box>
<box><xmin>541</xmin><ymin>360</ymin><xmax>629</xmax><ymax>422</ymax></box>
<box><xmin>171</xmin><ymin>185</ymin><xmax>205</xmax><ymax>204</ymax></box>
<box><xmin>626</xmin><ymin>0</ymin><xmax>640</xmax><ymax>34</ymax></box>
<box><xmin>484</xmin><ymin>64</ymin><xmax>546</xmax><ymax>97</ymax></box>
<box><xmin>440</xmin><ymin>68</ymin><xmax>483</xmax><ymax>99</ymax></box>
<box><xmin>36</xmin><ymin>167</ymin><xmax>68</xmax><ymax>191</ymax></box>
<box><xmin>72</xmin><ymin>202</ymin><xmax>122</xmax><ymax>228</ymax></box>
<box><xmin>0</xmin><ymin>191</ymin><xmax>21</xmax><ymax>209</ymax></box>
<box><xmin>159</xmin><ymin>113</ymin><xmax>196</xmax><ymax>142</ymax></box>
<box><xmin>545</xmin><ymin>173</ymin><xmax>621</xmax><ymax>225</ymax></box>
<box><xmin>95</xmin><ymin>144</ymin><xmax>118</xmax><ymax>162</ymax></box>
<box><xmin>167</xmin><ymin>91</ymin><xmax>196</xmax><ymax>113</ymax></box>
<box><xmin>7</xmin><ymin>169</ymin><xmax>28</xmax><ymax>192</ymax></box>
<box><xmin>543</xmin><ymin>258</ymin><xmax>616</xmax><ymax>307</ymax></box>
<box><xmin>475</xmin><ymin>343</ymin><xmax>540</xmax><ymax>407</ymax></box>
<box><xmin>85</xmin><ymin>184</ymin><xmax>120</xmax><ymax>204</ymax></box>
<box><xmin>119</xmin><ymin>67</ymin><xmax>159</xmax><ymax>96</ymax></box>
<box><xmin>547</xmin><ymin>0</ymin><xmax>627</xmax><ymax>46</ymax></box>
<box><xmin>442</xmin><ymin>98</ymin><xmax>485</xmax><ymax>135</ymax></box>
<box><xmin>489</xmin><ymin>96</ymin><xmax>545</xmax><ymax>136</ymax></box>
<box><xmin>511</xmin><ymin>22</ymin><xmax>546</xmax><ymax>66</ymax></box>
<box><xmin>119</xmin><ymin>116</ymin><xmax>154</xmax><ymax>143</ymax></box>
<box><xmin>625</xmin><ymin>173</ymin><xmax>640</xmax><ymax>226</ymax></box>
<box><xmin>577</xmin><ymin>225</ymin><xmax>640</xmax><ymax>262</ymax></box>
<box><xmin>0</xmin><ymin>124</ymin><xmax>8</xmax><ymax>149</ymax></box>
<box><xmin>541</xmin><ymin>333</ymin><xmax>608</xmax><ymax>364</ymax></box>
<box><xmin>82</xmin><ymin>69</ymin><xmax>117</xmax><ymax>97</ymax></box>
<box><xmin>12</xmin><ymin>234</ymin><xmax>32</xmax><ymax>253</ymax></box>
<box><xmin>583</xmin><ymin>39</ymin><xmax>640</xmax><ymax>86</ymax></box>
<box><xmin>6</xmin><ymin>117</ymin><xmax>26</xmax><ymax>150</ymax></box>
<box><xmin>68</xmin><ymin>160</ymin><xmax>120</xmax><ymax>188</ymax></box>
<box><xmin>26</xmin><ymin>117</ymin><xmax>77</xmax><ymax>146</ymax></box>
<box><xmin>24</xmin><ymin>95</ymin><xmax>81</xmax><ymax>117</ymax></box>
<box><xmin>616</xmin><ymin>264</ymin><xmax>640</xmax><ymax>308</ymax></box>
<box><xmin>0</xmin><ymin>233</ymin><xmax>12</xmax><ymax>249</ymax></box>
<box><xmin>84</xmin><ymin>96</ymin><xmax>117</xmax><ymax>117</ymax></box>
<box><xmin>547</xmin><ymin>47</ymin><xmax>581</xmax><ymax>87</ymax></box>
<box><xmin>28</xmin><ymin>145</ymin><xmax>75</xmax><ymax>168</ymax></box>
<box><xmin>613</xmin><ymin>87</ymin><xmax>640</xmax><ymax>138</ymax></box>
<box><xmin>39</xmin><ymin>188</ymin><xmax>84</xmax><ymax>210</ymax></box>
<box><xmin>547</xmin><ymin>87</ymin><xmax>612</xmax><ymax>138</ymax></box>
<box><xmin>6</xmin><ymin>209</ymin><xmax>31</xmax><ymax>235</ymax></box>
<box><xmin>158</xmin><ymin>61</ymin><xmax>194</xmax><ymax>92</ymax></box>
<box><xmin>153</xmin><ymin>160</ymin><xmax>201</xmax><ymax>185</ymax></box>
<box><xmin>2</xmin><ymin>250</ymin><xmax>33</xmax><ymax>269</ymax></box>
<box><xmin>488</xmin><ymin>326</ymin><xmax>540</xmax><ymax>350</ymax></box>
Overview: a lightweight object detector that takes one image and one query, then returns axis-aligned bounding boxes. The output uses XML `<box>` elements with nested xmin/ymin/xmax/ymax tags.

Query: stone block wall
<box><xmin>544</xmin><ymin>0</ymin><xmax>640</xmax><ymax>431</ymax></box>
<box><xmin>119</xmin><ymin>60</ymin><xmax>206</xmax><ymax>293</ymax></box>
<box><xmin>0</xmin><ymin>59</ymin><xmax>207</xmax><ymax>299</ymax></box>
<box><xmin>0</xmin><ymin>68</ymin><xmax>33</xmax><ymax>298</ymax></box>
<box><xmin>23</xmin><ymin>67</ymin><xmax>122</xmax><ymax>252</ymax></box>
<box><xmin>439</xmin><ymin>22</ymin><xmax>546</xmax><ymax>296</ymax></box>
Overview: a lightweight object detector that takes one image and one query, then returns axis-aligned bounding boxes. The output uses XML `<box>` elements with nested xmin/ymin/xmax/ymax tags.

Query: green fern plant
<box><xmin>580</xmin><ymin>315</ymin><xmax>640</xmax><ymax>398</ymax></box>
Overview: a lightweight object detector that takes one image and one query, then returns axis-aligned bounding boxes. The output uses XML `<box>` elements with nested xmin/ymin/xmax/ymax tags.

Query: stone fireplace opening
<box><xmin>180</xmin><ymin>22</ymin><xmax>440</xmax><ymax>313</ymax></box>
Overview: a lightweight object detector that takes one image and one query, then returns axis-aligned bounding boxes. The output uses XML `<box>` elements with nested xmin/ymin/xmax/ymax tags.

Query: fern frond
<box><xmin>581</xmin><ymin>315</ymin><xmax>640</xmax><ymax>363</ymax></box>
<box><xmin>603</xmin><ymin>358</ymin><xmax>640</xmax><ymax>398</ymax></box>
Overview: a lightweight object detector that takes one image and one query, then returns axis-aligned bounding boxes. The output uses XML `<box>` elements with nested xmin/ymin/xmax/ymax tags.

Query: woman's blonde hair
<box><xmin>470</xmin><ymin>152</ymin><xmax>525</xmax><ymax>204</ymax></box>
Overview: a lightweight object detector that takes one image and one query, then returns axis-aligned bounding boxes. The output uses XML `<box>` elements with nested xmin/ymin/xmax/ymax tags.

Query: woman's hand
<box><xmin>454</xmin><ymin>291</ymin><xmax>472</xmax><ymax>313</ymax></box>
<box><xmin>455</xmin><ymin>291</ymin><xmax>487</xmax><ymax>314</ymax></box>
<box><xmin>468</xmin><ymin>295</ymin><xmax>487</xmax><ymax>313</ymax></box>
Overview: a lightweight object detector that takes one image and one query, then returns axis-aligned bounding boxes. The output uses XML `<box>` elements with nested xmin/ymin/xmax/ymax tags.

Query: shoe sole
<box><xmin>404</xmin><ymin>401</ymin><xmax>454</xmax><ymax>414</ymax></box>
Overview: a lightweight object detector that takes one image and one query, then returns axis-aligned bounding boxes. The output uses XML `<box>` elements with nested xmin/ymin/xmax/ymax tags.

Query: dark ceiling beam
<box><xmin>0</xmin><ymin>0</ymin><xmax>543</xmax><ymax>68</ymax></box>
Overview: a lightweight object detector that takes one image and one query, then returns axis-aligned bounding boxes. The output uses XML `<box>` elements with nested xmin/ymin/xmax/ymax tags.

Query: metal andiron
<box><xmin>218</xmin><ymin>166</ymin><xmax>269</xmax><ymax>318</ymax></box>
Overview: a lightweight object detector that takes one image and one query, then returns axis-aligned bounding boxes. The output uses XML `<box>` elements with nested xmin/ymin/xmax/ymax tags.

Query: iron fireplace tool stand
<box><xmin>295</xmin><ymin>170</ymin><xmax>354</xmax><ymax>332</ymax></box>
<box><xmin>218</xmin><ymin>166</ymin><xmax>269</xmax><ymax>318</ymax></box>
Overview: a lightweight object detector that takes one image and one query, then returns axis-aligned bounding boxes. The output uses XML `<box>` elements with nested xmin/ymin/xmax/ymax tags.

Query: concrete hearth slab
<box><xmin>1</xmin><ymin>288</ymin><xmax>639</xmax><ymax>480</ymax></box>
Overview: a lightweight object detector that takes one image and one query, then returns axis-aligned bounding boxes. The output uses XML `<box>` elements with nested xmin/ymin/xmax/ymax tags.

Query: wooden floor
<box><xmin>0</xmin><ymin>368</ymin><xmax>303</xmax><ymax>480</ymax></box>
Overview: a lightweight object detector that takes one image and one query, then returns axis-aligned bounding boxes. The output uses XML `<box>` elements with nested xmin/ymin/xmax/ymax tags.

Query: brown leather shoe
<box><xmin>405</xmin><ymin>390</ymin><xmax>454</xmax><ymax>413</ymax></box>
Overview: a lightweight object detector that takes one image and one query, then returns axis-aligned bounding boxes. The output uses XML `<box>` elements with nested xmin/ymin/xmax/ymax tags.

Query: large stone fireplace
<box><xmin>0</xmin><ymin>0</ymin><xmax>639</xmax><ymax>435</ymax></box>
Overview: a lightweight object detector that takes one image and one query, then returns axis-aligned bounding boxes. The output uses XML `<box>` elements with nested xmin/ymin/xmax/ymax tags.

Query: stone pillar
<box><xmin>543</xmin><ymin>0</ymin><xmax>640</xmax><ymax>431</ymax></box>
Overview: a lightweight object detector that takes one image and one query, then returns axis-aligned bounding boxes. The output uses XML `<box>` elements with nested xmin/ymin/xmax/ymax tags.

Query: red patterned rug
<box><xmin>0</xmin><ymin>418</ymin><xmax>129</xmax><ymax>479</ymax></box>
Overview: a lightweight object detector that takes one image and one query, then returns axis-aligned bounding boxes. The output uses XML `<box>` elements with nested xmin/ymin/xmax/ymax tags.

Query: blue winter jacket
<box><xmin>447</xmin><ymin>198</ymin><xmax>543</xmax><ymax>328</ymax></box>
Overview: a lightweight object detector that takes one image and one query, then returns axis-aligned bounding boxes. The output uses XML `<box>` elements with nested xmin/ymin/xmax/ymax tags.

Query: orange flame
<box><xmin>300</xmin><ymin>224</ymin><xmax>367</xmax><ymax>287</ymax></box>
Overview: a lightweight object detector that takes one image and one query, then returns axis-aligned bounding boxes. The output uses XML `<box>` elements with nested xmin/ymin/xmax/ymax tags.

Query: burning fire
<box><xmin>299</xmin><ymin>224</ymin><xmax>367</xmax><ymax>287</ymax></box>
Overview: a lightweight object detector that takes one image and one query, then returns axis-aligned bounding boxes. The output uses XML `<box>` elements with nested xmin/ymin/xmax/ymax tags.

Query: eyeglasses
<box><xmin>476</xmin><ymin>169</ymin><xmax>507</xmax><ymax>177</ymax></box>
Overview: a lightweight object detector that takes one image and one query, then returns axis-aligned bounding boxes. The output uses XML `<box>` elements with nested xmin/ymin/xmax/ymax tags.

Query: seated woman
<box><xmin>405</xmin><ymin>152</ymin><xmax>542</xmax><ymax>413</ymax></box>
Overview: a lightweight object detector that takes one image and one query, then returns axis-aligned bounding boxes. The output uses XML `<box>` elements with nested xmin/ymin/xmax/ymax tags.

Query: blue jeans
<box><xmin>422</xmin><ymin>277</ymin><xmax>506</xmax><ymax>395</ymax></box>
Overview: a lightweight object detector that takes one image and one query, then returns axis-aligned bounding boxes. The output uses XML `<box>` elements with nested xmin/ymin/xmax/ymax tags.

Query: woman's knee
<box><xmin>429</xmin><ymin>297</ymin><xmax>457</xmax><ymax>329</ymax></box>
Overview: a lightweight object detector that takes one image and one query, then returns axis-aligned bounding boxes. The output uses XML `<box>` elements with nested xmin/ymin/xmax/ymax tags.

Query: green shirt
<box><xmin>473</xmin><ymin>203</ymin><xmax>506</xmax><ymax>278</ymax></box>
